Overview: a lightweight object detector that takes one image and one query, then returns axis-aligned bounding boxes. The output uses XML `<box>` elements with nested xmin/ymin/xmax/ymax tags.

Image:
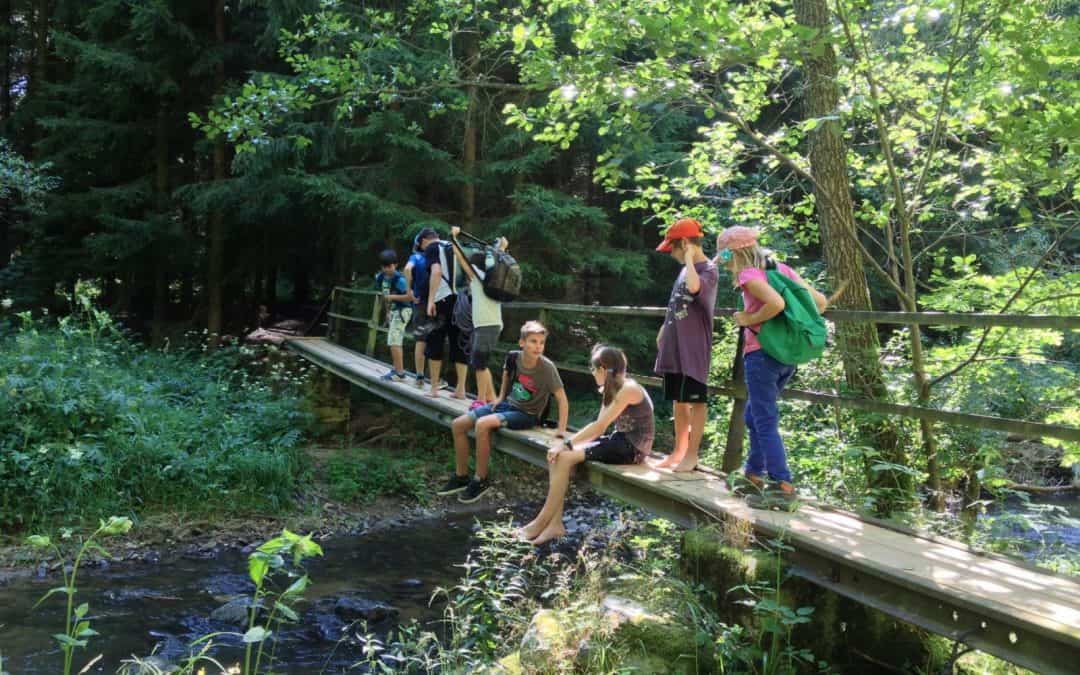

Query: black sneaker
<box><xmin>436</xmin><ymin>474</ymin><xmax>470</xmax><ymax>496</ymax></box>
<box><xmin>458</xmin><ymin>477</ymin><xmax>491</xmax><ymax>504</ymax></box>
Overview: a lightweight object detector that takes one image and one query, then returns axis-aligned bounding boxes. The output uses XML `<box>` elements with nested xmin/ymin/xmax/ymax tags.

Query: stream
<box><xmin>0</xmin><ymin>512</ymin><xmax>496</xmax><ymax>674</ymax></box>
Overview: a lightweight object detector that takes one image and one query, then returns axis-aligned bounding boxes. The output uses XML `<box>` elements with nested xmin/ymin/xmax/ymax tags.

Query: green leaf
<box><xmin>274</xmin><ymin>601</ymin><xmax>300</xmax><ymax>622</ymax></box>
<box><xmin>283</xmin><ymin>574</ymin><xmax>309</xmax><ymax>597</ymax></box>
<box><xmin>52</xmin><ymin>634</ymin><xmax>87</xmax><ymax>648</ymax></box>
<box><xmin>243</xmin><ymin>626</ymin><xmax>272</xmax><ymax>643</ymax></box>
<box><xmin>25</xmin><ymin>534</ymin><xmax>51</xmax><ymax>548</ymax></box>
<box><xmin>34</xmin><ymin>586</ymin><xmax>74</xmax><ymax>609</ymax></box>
<box><xmin>74</xmin><ymin>603</ymin><xmax>89</xmax><ymax>619</ymax></box>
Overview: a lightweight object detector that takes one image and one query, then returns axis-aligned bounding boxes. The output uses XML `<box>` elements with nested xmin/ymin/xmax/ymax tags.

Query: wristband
<box><xmin>564</xmin><ymin>438</ymin><xmax>573</xmax><ymax>450</ymax></box>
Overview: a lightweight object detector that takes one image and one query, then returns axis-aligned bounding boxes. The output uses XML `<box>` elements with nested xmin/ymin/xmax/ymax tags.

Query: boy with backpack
<box><xmin>374</xmin><ymin>249</ymin><xmax>414</xmax><ymax>381</ymax></box>
<box><xmin>716</xmin><ymin>225</ymin><xmax>827</xmax><ymax>506</ymax></box>
<box><xmin>420</xmin><ymin>229</ymin><xmax>468</xmax><ymax>400</ymax></box>
<box><xmin>652</xmin><ymin>218</ymin><xmax>719</xmax><ymax>473</ymax></box>
<box><xmin>438</xmin><ymin>320</ymin><xmax>569</xmax><ymax>503</ymax></box>
<box><xmin>404</xmin><ymin>228</ymin><xmax>436</xmax><ymax>386</ymax></box>
<box><xmin>448</xmin><ymin>226</ymin><xmax>509</xmax><ymax>407</ymax></box>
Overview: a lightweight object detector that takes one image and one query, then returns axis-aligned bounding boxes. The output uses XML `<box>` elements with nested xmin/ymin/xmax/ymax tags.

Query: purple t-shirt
<box><xmin>654</xmin><ymin>260</ymin><xmax>719</xmax><ymax>385</ymax></box>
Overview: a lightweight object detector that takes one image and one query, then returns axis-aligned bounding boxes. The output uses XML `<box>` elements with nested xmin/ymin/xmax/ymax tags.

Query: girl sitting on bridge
<box><xmin>519</xmin><ymin>345</ymin><xmax>655</xmax><ymax>545</ymax></box>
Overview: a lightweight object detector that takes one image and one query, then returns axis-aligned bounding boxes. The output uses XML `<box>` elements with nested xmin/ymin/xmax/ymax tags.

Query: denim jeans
<box><xmin>468</xmin><ymin>401</ymin><xmax>537</xmax><ymax>430</ymax></box>
<box><xmin>743</xmin><ymin>350</ymin><xmax>796</xmax><ymax>483</ymax></box>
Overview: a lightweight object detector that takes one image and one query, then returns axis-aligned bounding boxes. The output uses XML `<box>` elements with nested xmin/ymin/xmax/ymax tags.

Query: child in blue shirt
<box><xmin>374</xmin><ymin>249</ymin><xmax>414</xmax><ymax>381</ymax></box>
<box><xmin>404</xmin><ymin>229</ymin><xmax>437</xmax><ymax>386</ymax></box>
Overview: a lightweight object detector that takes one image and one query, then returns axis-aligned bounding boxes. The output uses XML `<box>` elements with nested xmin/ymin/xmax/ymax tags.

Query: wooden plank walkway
<box><xmin>286</xmin><ymin>337</ymin><xmax>1080</xmax><ymax>673</ymax></box>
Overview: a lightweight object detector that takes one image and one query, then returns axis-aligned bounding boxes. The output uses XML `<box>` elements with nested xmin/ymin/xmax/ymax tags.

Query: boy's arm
<box><xmin>387</xmin><ymin>276</ymin><xmax>413</xmax><ymax>303</ymax></box>
<box><xmin>426</xmin><ymin>260</ymin><xmax>441</xmax><ymax>315</ymax></box>
<box><xmin>552</xmin><ymin>387</ymin><xmax>570</xmax><ymax>437</ymax></box>
<box><xmin>402</xmin><ymin>264</ymin><xmax>417</xmax><ymax>303</ymax></box>
<box><xmin>682</xmin><ymin>243</ymin><xmax>702</xmax><ymax>294</ymax></box>
<box><xmin>449</xmin><ymin>227</ymin><xmax>477</xmax><ymax>281</ymax></box>
<box><xmin>493</xmin><ymin>369</ymin><xmax>510</xmax><ymax>405</ymax></box>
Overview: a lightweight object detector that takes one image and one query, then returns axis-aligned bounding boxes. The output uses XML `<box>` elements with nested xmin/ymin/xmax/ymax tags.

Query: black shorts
<box><xmin>469</xmin><ymin>325</ymin><xmax>500</xmax><ymax>370</ymax></box>
<box><xmin>424</xmin><ymin>297</ymin><xmax>468</xmax><ymax>364</ymax></box>
<box><xmin>663</xmin><ymin>373</ymin><xmax>709</xmax><ymax>403</ymax></box>
<box><xmin>584</xmin><ymin>432</ymin><xmax>641</xmax><ymax>465</ymax></box>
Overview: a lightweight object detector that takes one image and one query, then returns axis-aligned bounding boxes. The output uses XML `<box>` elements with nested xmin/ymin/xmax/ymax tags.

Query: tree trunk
<box><xmin>461</xmin><ymin>36</ymin><xmax>480</xmax><ymax>225</ymax></box>
<box><xmin>206</xmin><ymin>0</ymin><xmax>226</xmax><ymax>344</ymax></box>
<box><xmin>1</xmin><ymin>0</ymin><xmax>12</xmax><ymax>121</ymax></box>
<box><xmin>151</xmin><ymin>107</ymin><xmax>169</xmax><ymax>346</ymax></box>
<box><xmin>794</xmin><ymin>0</ymin><xmax>910</xmax><ymax>511</ymax></box>
<box><xmin>30</xmin><ymin>0</ymin><xmax>47</xmax><ymax>101</ymax></box>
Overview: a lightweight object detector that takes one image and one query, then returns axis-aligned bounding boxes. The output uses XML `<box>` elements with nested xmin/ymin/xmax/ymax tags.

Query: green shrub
<box><xmin>325</xmin><ymin>448</ymin><xmax>433</xmax><ymax>504</ymax></box>
<box><xmin>0</xmin><ymin>311</ymin><xmax>313</xmax><ymax>532</ymax></box>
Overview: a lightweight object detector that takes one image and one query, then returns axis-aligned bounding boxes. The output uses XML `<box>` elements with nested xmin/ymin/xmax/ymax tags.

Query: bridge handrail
<box><xmin>326</xmin><ymin>308</ymin><xmax>1080</xmax><ymax>443</ymax></box>
<box><xmin>332</xmin><ymin>286</ymin><xmax>1080</xmax><ymax>330</ymax></box>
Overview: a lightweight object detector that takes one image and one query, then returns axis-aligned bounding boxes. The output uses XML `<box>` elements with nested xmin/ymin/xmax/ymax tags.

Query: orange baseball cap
<box><xmin>656</xmin><ymin>218</ymin><xmax>704</xmax><ymax>252</ymax></box>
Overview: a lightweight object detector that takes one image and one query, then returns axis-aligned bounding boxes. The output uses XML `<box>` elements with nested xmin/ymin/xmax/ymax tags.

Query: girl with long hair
<box><xmin>519</xmin><ymin>345</ymin><xmax>655</xmax><ymax>544</ymax></box>
<box><xmin>716</xmin><ymin>226</ymin><xmax>827</xmax><ymax>504</ymax></box>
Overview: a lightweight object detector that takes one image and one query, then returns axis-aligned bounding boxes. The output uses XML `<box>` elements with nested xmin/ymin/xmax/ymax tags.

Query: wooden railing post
<box><xmin>722</xmin><ymin>329</ymin><xmax>747</xmax><ymax>473</ymax></box>
<box><xmin>366</xmin><ymin>293</ymin><xmax>381</xmax><ymax>355</ymax></box>
<box><xmin>328</xmin><ymin>288</ymin><xmax>340</xmax><ymax>341</ymax></box>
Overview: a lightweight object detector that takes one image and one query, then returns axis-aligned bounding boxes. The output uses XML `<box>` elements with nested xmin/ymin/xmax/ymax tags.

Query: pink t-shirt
<box><xmin>737</xmin><ymin>263</ymin><xmax>803</xmax><ymax>355</ymax></box>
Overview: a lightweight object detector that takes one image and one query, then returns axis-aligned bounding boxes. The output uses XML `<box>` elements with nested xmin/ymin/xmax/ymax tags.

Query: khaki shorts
<box><xmin>388</xmin><ymin>306</ymin><xmax>413</xmax><ymax>347</ymax></box>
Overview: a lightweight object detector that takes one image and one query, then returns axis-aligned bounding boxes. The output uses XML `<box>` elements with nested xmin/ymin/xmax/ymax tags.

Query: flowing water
<box><xmin>0</xmin><ymin>512</ymin><xmax>498</xmax><ymax>674</ymax></box>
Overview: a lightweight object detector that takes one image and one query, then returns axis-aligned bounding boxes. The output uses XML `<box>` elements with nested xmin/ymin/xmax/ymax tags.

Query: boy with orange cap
<box><xmin>652</xmin><ymin>218</ymin><xmax>719</xmax><ymax>472</ymax></box>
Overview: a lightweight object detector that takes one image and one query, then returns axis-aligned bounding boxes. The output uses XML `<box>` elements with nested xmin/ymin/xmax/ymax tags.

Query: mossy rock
<box><xmin>680</xmin><ymin>527</ymin><xmax>785</xmax><ymax>622</ymax></box>
<box><xmin>602</xmin><ymin>576</ymin><xmax>717</xmax><ymax>673</ymax></box>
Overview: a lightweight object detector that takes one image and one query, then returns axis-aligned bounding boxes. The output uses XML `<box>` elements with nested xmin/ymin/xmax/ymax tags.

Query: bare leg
<box><xmin>390</xmin><ymin>346</ymin><xmax>404</xmax><ymax>374</ymax></box>
<box><xmin>451</xmin><ymin>414</ymin><xmax>474</xmax><ymax>476</ymax></box>
<box><xmin>654</xmin><ymin>402</ymin><xmax>690</xmax><ymax>468</ymax></box>
<box><xmin>473</xmin><ymin>415</ymin><xmax>502</xmax><ymax>479</ymax></box>
<box><xmin>428</xmin><ymin>358</ymin><xmax>443</xmax><ymax>398</ymax></box>
<box><xmin>522</xmin><ymin>450</ymin><xmax>585</xmax><ymax>541</ymax></box>
<box><xmin>452</xmin><ymin>361</ymin><xmax>468</xmax><ymax>399</ymax></box>
<box><xmin>475</xmin><ymin>368</ymin><xmax>495</xmax><ymax>403</ymax></box>
<box><xmin>672</xmin><ymin>403</ymin><xmax>707</xmax><ymax>472</ymax></box>
<box><xmin>414</xmin><ymin>341</ymin><xmax>426</xmax><ymax>376</ymax></box>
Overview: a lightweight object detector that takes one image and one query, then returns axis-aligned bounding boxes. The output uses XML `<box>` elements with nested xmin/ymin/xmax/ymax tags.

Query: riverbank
<box><xmin>0</xmin><ymin>426</ymin><xmax>549</xmax><ymax>581</ymax></box>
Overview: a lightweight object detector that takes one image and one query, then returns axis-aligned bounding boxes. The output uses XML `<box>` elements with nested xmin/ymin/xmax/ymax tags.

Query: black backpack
<box><xmin>456</xmin><ymin>230</ymin><xmax>522</xmax><ymax>302</ymax></box>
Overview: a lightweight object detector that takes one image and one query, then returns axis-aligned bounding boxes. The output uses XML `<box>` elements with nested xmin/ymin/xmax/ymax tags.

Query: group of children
<box><xmin>373</xmin><ymin>218</ymin><xmax>827</xmax><ymax>543</ymax></box>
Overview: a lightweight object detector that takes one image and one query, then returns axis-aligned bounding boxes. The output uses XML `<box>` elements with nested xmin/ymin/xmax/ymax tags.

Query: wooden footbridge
<box><xmin>285</xmin><ymin>288</ymin><xmax>1080</xmax><ymax>673</ymax></box>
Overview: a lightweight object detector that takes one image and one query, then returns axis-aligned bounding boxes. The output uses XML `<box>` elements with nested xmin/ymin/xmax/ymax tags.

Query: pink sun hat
<box><xmin>716</xmin><ymin>226</ymin><xmax>759</xmax><ymax>252</ymax></box>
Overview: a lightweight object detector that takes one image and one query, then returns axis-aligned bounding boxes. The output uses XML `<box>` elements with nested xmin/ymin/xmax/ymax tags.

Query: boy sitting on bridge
<box><xmin>437</xmin><ymin>320</ymin><xmax>569</xmax><ymax>503</ymax></box>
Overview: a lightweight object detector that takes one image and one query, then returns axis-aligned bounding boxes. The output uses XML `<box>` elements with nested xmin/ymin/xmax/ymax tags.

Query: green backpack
<box><xmin>741</xmin><ymin>261</ymin><xmax>827</xmax><ymax>365</ymax></box>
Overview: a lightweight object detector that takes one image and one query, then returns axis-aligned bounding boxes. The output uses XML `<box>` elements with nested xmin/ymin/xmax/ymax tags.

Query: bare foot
<box><xmin>426</xmin><ymin>390</ymin><xmax>441</xmax><ymax>399</ymax></box>
<box><xmin>529</xmin><ymin>524</ymin><xmax>566</xmax><ymax>546</ymax></box>
<box><xmin>671</xmin><ymin>459</ymin><xmax>699</xmax><ymax>473</ymax></box>
<box><xmin>652</xmin><ymin>453</ymin><xmax>683</xmax><ymax>469</ymax></box>
<box><xmin>451</xmin><ymin>390</ymin><xmax>467</xmax><ymax>400</ymax></box>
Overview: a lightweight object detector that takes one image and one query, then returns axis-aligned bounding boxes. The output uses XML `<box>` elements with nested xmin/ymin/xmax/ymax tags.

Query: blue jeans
<box><xmin>468</xmin><ymin>401</ymin><xmax>537</xmax><ymax>430</ymax></box>
<box><xmin>743</xmin><ymin>350</ymin><xmax>796</xmax><ymax>483</ymax></box>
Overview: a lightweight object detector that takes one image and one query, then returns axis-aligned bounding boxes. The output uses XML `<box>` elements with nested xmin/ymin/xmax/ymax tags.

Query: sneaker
<box><xmin>436</xmin><ymin>474</ymin><xmax>471</xmax><ymax>496</ymax></box>
<box><xmin>729</xmin><ymin>472</ymin><xmax>765</xmax><ymax>497</ymax></box>
<box><xmin>746</xmin><ymin>482</ymin><xmax>799</xmax><ymax>511</ymax></box>
<box><xmin>458</xmin><ymin>477</ymin><xmax>491</xmax><ymax>504</ymax></box>
<box><xmin>380</xmin><ymin>370</ymin><xmax>406</xmax><ymax>382</ymax></box>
